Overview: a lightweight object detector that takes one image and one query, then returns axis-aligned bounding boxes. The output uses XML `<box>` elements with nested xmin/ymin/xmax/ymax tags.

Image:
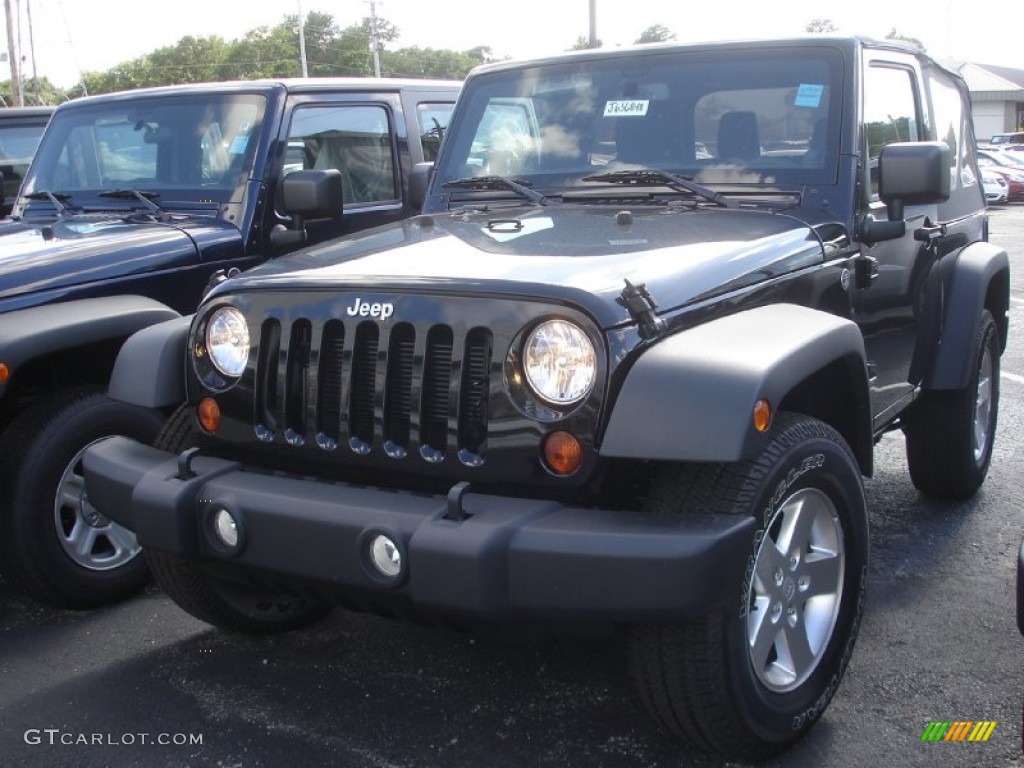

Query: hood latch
<box><xmin>617</xmin><ymin>279</ymin><xmax>667</xmax><ymax>340</ymax></box>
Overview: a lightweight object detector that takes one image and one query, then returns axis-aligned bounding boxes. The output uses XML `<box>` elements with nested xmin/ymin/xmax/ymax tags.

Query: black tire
<box><xmin>0</xmin><ymin>387</ymin><xmax>163</xmax><ymax>609</ymax></box>
<box><xmin>628</xmin><ymin>414</ymin><xmax>869</xmax><ymax>761</ymax></box>
<box><xmin>146</xmin><ymin>406</ymin><xmax>331</xmax><ymax>634</ymax></box>
<box><xmin>904</xmin><ymin>309</ymin><xmax>1000</xmax><ymax>501</ymax></box>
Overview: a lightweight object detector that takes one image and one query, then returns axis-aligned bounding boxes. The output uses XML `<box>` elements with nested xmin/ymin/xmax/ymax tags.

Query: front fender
<box><xmin>927</xmin><ymin>240</ymin><xmax>1009</xmax><ymax>391</ymax></box>
<box><xmin>0</xmin><ymin>296</ymin><xmax>179</xmax><ymax>399</ymax></box>
<box><xmin>600</xmin><ymin>304</ymin><xmax>868</xmax><ymax>464</ymax></box>
<box><xmin>108</xmin><ymin>315</ymin><xmax>193</xmax><ymax>408</ymax></box>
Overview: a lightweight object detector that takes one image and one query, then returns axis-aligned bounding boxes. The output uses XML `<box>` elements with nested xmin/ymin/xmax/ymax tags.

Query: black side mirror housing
<box><xmin>861</xmin><ymin>141</ymin><xmax>952</xmax><ymax>245</ymax></box>
<box><xmin>409</xmin><ymin>162</ymin><xmax>434</xmax><ymax>212</ymax></box>
<box><xmin>272</xmin><ymin>170</ymin><xmax>344</xmax><ymax>250</ymax></box>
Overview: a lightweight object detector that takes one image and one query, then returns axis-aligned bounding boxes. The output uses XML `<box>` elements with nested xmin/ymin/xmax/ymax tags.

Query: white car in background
<box><xmin>982</xmin><ymin>169</ymin><xmax>1008</xmax><ymax>203</ymax></box>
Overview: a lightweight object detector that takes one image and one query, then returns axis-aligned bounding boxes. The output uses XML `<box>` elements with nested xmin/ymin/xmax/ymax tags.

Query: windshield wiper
<box><xmin>24</xmin><ymin>190</ymin><xmax>78</xmax><ymax>217</ymax></box>
<box><xmin>98</xmin><ymin>189</ymin><xmax>169</xmax><ymax>219</ymax></box>
<box><xmin>582</xmin><ymin>169</ymin><xmax>734</xmax><ymax>208</ymax></box>
<box><xmin>443</xmin><ymin>175</ymin><xmax>558</xmax><ymax>206</ymax></box>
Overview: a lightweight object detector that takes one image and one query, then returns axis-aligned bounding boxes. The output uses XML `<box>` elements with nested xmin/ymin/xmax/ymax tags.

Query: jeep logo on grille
<box><xmin>346</xmin><ymin>298</ymin><xmax>394</xmax><ymax>321</ymax></box>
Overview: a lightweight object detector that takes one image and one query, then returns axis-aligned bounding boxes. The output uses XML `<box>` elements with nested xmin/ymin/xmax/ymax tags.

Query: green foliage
<box><xmin>0</xmin><ymin>76</ymin><xmax>77</xmax><ymax>106</ymax></box>
<box><xmin>635</xmin><ymin>25</ymin><xmax>676</xmax><ymax>44</ymax></box>
<box><xmin>806</xmin><ymin>19</ymin><xmax>838</xmax><ymax>33</ymax></box>
<box><xmin>571</xmin><ymin>35</ymin><xmax>602</xmax><ymax>50</ymax></box>
<box><xmin>885</xmin><ymin>28</ymin><xmax>926</xmax><ymax>51</ymax></box>
<box><xmin>77</xmin><ymin>10</ymin><xmax>483</xmax><ymax>96</ymax></box>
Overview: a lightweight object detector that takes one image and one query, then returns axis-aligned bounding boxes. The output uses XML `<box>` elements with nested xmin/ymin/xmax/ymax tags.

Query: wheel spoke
<box><xmin>59</xmin><ymin>473</ymin><xmax>85</xmax><ymax>510</ymax></box>
<box><xmin>101</xmin><ymin>523</ymin><xmax>141</xmax><ymax>559</ymax></box>
<box><xmin>748</xmin><ymin>600</ymin><xmax>780</xmax><ymax>672</ymax></box>
<box><xmin>782</xmin><ymin>612</ymin><xmax>815</xmax><ymax>677</ymax></box>
<box><xmin>799</xmin><ymin>552</ymin><xmax>842</xmax><ymax>600</ymax></box>
<box><xmin>754</xmin><ymin>539</ymin><xmax>787</xmax><ymax>593</ymax></box>
<box><xmin>778</xmin><ymin>495</ymin><xmax>817</xmax><ymax>559</ymax></box>
<box><xmin>68</xmin><ymin>520</ymin><xmax>99</xmax><ymax>558</ymax></box>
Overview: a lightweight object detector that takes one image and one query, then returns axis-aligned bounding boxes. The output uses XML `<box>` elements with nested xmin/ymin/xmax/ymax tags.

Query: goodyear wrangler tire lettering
<box><xmin>628</xmin><ymin>414</ymin><xmax>869</xmax><ymax>761</ymax></box>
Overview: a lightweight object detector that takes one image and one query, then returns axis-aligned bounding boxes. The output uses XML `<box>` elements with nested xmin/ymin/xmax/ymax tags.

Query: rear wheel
<box><xmin>904</xmin><ymin>309</ymin><xmax>999</xmax><ymax>500</ymax></box>
<box><xmin>628</xmin><ymin>414</ymin><xmax>868</xmax><ymax>760</ymax></box>
<box><xmin>146</xmin><ymin>406</ymin><xmax>331</xmax><ymax>634</ymax></box>
<box><xmin>0</xmin><ymin>387</ymin><xmax>161</xmax><ymax>608</ymax></box>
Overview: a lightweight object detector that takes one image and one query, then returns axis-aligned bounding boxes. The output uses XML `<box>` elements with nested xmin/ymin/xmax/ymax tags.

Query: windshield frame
<box><xmin>432</xmin><ymin>44</ymin><xmax>846</xmax><ymax>200</ymax></box>
<box><xmin>19</xmin><ymin>91</ymin><xmax>268</xmax><ymax>213</ymax></box>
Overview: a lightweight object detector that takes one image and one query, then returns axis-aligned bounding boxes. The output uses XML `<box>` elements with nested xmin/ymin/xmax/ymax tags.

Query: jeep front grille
<box><xmin>253</xmin><ymin>318</ymin><xmax>493</xmax><ymax>463</ymax></box>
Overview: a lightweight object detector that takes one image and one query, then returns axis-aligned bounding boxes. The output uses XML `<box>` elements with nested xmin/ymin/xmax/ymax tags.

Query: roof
<box><xmin>956</xmin><ymin>62</ymin><xmax>1024</xmax><ymax>100</ymax></box>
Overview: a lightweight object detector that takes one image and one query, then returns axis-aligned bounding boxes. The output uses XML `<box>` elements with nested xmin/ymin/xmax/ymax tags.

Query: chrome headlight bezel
<box><xmin>204</xmin><ymin>306</ymin><xmax>250</xmax><ymax>379</ymax></box>
<box><xmin>521</xmin><ymin>319</ymin><xmax>597</xmax><ymax>406</ymax></box>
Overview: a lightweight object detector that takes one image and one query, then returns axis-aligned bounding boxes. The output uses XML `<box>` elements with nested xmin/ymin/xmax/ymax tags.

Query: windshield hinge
<box><xmin>617</xmin><ymin>279</ymin><xmax>667</xmax><ymax>340</ymax></box>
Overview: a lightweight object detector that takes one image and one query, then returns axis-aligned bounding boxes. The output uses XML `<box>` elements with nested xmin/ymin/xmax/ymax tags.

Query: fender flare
<box><xmin>0</xmin><ymin>296</ymin><xmax>180</xmax><ymax>399</ymax></box>
<box><xmin>600</xmin><ymin>304</ymin><xmax>870</xmax><ymax>467</ymax></box>
<box><xmin>107</xmin><ymin>314</ymin><xmax>193</xmax><ymax>408</ymax></box>
<box><xmin>927</xmin><ymin>240</ymin><xmax>1009</xmax><ymax>391</ymax></box>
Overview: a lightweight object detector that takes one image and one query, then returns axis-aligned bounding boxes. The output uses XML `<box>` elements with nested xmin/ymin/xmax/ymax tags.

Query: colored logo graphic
<box><xmin>921</xmin><ymin>721</ymin><xmax>997</xmax><ymax>742</ymax></box>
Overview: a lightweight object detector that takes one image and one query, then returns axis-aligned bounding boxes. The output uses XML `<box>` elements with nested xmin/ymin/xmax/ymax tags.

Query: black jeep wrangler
<box><xmin>84</xmin><ymin>38</ymin><xmax>1007</xmax><ymax>759</ymax></box>
<box><xmin>0</xmin><ymin>78</ymin><xmax>459</xmax><ymax>609</ymax></box>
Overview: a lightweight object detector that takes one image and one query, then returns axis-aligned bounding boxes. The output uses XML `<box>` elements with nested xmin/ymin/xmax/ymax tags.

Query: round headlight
<box><xmin>206</xmin><ymin>306</ymin><xmax>249</xmax><ymax>378</ymax></box>
<box><xmin>523</xmin><ymin>320</ymin><xmax>596</xmax><ymax>404</ymax></box>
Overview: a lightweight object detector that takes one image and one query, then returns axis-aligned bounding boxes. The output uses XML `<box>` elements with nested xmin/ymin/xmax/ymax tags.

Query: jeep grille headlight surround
<box><xmin>206</xmin><ymin>306</ymin><xmax>250</xmax><ymax>378</ymax></box>
<box><xmin>522</xmin><ymin>319</ymin><xmax>596</xmax><ymax>405</ymax></box>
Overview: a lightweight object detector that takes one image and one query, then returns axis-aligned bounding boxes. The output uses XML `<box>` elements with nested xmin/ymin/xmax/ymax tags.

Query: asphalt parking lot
<box><xmin>1</xmin><ymin>205</ymin><xmax>1023</xmax><ymax>768</ymax></box>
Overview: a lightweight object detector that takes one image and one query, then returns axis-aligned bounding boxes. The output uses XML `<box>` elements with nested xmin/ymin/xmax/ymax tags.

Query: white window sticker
<box><xmin>794</xmin><ymin>84</ymin><xmax>825</xmax><ymax>108</ymax></box>
<box><xmin>604</xmin><ymin>100</ymin><xmax>650</xmax><ymax>117</ymax></box>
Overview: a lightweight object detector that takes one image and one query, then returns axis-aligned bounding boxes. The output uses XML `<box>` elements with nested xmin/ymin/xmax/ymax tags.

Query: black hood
<box><xmin>0</xmin><ymin>213</ymin><xmax>241</xmax><ymax>309</ymax></box>
<box><xmin>214</xmin><ymin>205</ymin><xmax>825</xmax><ymax>328</ymax></box>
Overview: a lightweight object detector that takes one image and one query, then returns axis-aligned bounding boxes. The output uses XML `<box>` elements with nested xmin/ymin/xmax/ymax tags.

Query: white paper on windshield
<box><xmin>604</xmin><ymin>100</ymin><xmax>650</xmax><ymax>117</ymax></box>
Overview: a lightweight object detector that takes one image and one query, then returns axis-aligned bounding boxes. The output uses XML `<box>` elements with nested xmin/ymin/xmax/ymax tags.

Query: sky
<box><xmin>4</xmin><ymin>0</ymin><xmax>1018</xmax><ymax>91</ymax></box>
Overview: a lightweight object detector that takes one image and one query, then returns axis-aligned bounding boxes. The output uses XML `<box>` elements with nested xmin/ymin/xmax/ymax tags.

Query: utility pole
<box><xmin>368</xmin><ymin>0</ymin><xmax>381</xmax><ymax>78</ymax></box>
<box><xmin>3</xmin><ymin>0</ymin><xmax>22</xmax><ymax>106</ymax></box>
<box><xmin>588</xmin><ymin>0</ymin><xmax>597</xmax><ymax>49</ymax></box>
<box><xmin>296</xmin><ymin>0</ymin><xmax>308</xmax><ymax>77</ymax></box>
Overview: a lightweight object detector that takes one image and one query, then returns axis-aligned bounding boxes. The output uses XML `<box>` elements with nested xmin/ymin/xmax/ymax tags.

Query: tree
<box><xmin>886</xmin><ymin>28</ymin><xmax>925</xmax><ymax>51</ymax></box>
<box><xmin>635</xmin><ymin>25</ymin><xmax>676</xmax><ymax>44</ymax></box>
<box><xmin>806</xmin><ymin>19</ymin><xmax>838</xmax><ymax>33</ymax></box>
<box><xmin>570</xmin><ymin>35</ymin><xmax>601</xmax><ymax>50</ymax></box>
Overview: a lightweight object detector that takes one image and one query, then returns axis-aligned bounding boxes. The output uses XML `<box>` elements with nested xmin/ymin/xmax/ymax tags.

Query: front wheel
<box><xmin>0</xmin><ymin>388</ymin><xmax>163</xmax><ymax>608</ymax></box>
<box><xmin>145</xmin><ymin>406</ymin><xmax>331</xmax><ymax>634</ymax></box>
<box><xmin>628</xmin><ymin>414</ymin><xmax>868</xmax><ymax>761</ymax></box>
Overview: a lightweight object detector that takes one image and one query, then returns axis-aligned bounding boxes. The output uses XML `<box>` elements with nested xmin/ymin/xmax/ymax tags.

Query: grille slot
<box><xmin>420</xmin><ymin>326</ymin><xmax>454</xmax><ymax>454</ymax></box>
<box><xmin>253</xmin><ymin>316</ymin><xmax>485</xmax><ymax>464</ymax></box>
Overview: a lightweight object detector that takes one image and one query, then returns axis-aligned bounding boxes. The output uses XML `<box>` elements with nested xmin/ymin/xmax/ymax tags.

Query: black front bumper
<box><xmin>84</xmin><ymin>436</ymin><xmax>755</xmax><ymax>623</ymax></box>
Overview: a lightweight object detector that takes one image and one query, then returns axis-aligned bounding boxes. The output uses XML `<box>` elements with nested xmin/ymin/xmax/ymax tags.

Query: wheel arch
<box><xmin>0</xmin><ymin>296</ymin><xmax>180</xmax><ymax>405</ymax></box>
<box><xmin>599</xmin><ymin>304</ymin><xmax>873</xmax><ymax>476</ymax></box>
<box><xmin>107</xmin><ymin>314</ymin><xmax>193</xmax><ymax>408</ymax></box>
<box><xmin>927</xmin><ymin>240</ymin><xmax>1009</xmax><ymax>390</ymax></box>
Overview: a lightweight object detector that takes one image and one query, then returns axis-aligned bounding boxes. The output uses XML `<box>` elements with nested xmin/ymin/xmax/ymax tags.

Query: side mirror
<box><xmin>409</xmin><ymin>162</ymin><xmax>434</xmax><ymax>211</ymax></box>
<box><xmin>860</xmin><ymin>141</ymin><xmax>951</xmax><ymax>245</ymax></box>
<box><xmin>271</xmin><ymin>169</ymin><xmax>344</xmax><ymax>250</ymax></box>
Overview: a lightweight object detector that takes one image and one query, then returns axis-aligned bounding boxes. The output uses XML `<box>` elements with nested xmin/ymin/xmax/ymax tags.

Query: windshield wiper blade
<box><xmin>582</xmin><ymin>169</ymin><xmax>734</xmax><ymax>208</ymax></box>
<box><xmin>98</xmin><ymin>189</ymin><xmax>168</xmax><ymax>218</ymax></box>
<box><xmin>24</xmin><ymin>190</ymin><xmax>77</xmax><ymax>216</ymax></box>
<box><xmin>443</xmin><ymin>175</ymin><xmax>558</xmax><ymax>206</ymax></box>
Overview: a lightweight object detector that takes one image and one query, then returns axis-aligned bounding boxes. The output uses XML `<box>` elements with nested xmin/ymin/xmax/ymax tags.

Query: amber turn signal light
<box><xmin>0</xmin><ymin>362</ymin><xmax>8</xmax><ymax>385</ymax></box>
<box><xmin>753</xmin><ymin>399</ymin><xmax>772</xmax><ymax>432</ymax></box>
<box><xmin>542</xmin><ymin>431</ymin><xmax>584</xmax><ymax>476</ymax></box>
<box><xmin>197</xmin><ymin>397</ymin><xmax>221</xmax><ymax>434</ymax></box>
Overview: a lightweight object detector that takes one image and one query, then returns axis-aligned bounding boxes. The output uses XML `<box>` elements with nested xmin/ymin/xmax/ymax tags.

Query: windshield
<box><xmin>22</xmin><ymin>93</ymin><xmax>266</xmax><ymax>207</ymax></box>
<box><xmin>436</xmin><ymin>46</ymin><xmax>843</xmax><ymax>193</ymax></box>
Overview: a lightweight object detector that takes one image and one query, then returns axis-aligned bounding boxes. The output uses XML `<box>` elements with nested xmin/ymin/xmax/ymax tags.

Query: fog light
<box><xmin>369</xmin><ymin>534</ymin><xmax>402</xmax><ymax>578</ymax></box>
<box><xmin>212</xmin><ymin>507</ymin><xmax>239</xmax><ymax>549</ymax></box>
